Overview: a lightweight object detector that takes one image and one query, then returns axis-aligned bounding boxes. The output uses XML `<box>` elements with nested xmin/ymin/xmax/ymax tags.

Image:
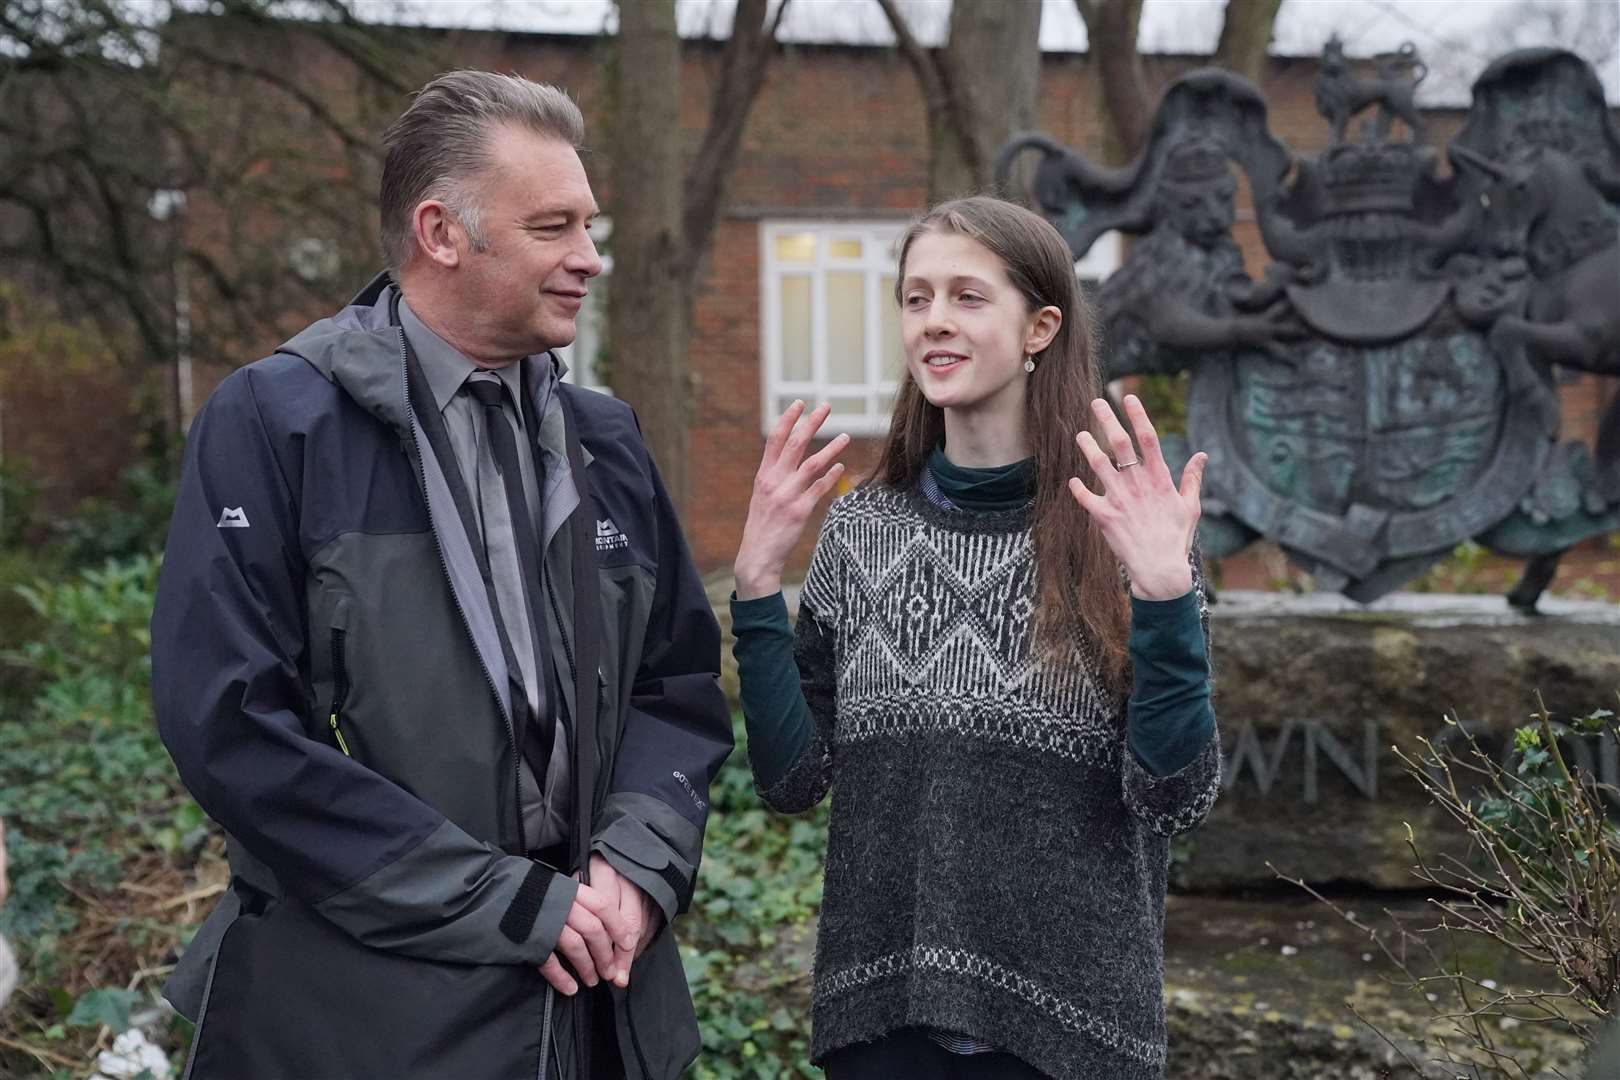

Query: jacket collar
<box><xmin>277</xmin><ymin>271</ymin><xmax>571</xmax><ymax>442</ymax></box>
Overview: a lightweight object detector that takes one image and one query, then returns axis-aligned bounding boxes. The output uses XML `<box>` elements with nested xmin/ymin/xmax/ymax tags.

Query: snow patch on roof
<box><xmin>349</xmin><ymin>0</ymin><xmax>1617</xmax><ymax>107</ymax></box>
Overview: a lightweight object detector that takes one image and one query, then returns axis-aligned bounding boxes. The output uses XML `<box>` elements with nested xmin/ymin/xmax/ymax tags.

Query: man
<box><xmin>151</xmin><ymin>71</ymin><xmax>732</xmax><ymax>1079</ymax></box>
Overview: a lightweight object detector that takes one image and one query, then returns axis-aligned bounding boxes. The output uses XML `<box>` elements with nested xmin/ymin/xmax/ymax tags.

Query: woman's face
<box><xmin>898</xmin><ymin>229</ymin><xmax>1053</xmax><ymax>420</ymax></box>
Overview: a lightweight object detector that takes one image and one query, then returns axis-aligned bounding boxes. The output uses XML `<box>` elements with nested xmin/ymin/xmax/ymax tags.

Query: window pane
<box><xmin>775</xmin><ymin>232</ymin><xmax>815</xmax><ymax>263</ymax></box>
<box><xmin>879</xmin><ymin>275</ymin><xmax>903</xmax><ymax>380</ymax></box>
<box><xmin>827</xmin><ymin>238</ymin><xmax>862</xmax><ymax>259</ymax></box>
<box><xmin>779</xmin><ymin>275</ymin><xmax>812</xmax><ymax>381</ymax></box>
<box><xmin>1074</xmin><ymin>230</ymin><xmax>1122</xmax><ymax>283</ymax></box>
<box><xmin>825</xmin><ymin>272</ymin><xmax>866</xmax><ymax>383</ymax></box>
<box><xmin>878</xmin><ymin>388</ymin><xmax>897</xmax><ymax>415</ymax></box>
<box><xmin>825</xmin><ymin>395</ymin><xmax>869</xmax><ymax>416</ymax></box>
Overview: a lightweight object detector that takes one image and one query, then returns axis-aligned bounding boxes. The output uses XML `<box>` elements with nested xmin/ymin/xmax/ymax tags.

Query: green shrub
<box><xmin>682</xmin><ymin>717</ymin><xmax>827</xmax><ymax>1078</ymax></box>
<box><xmin>0</xmin><ymin>545</ymin><xmax>61</xmax><ymax>706</ymax></box>
<box><xmin>0</xmin><ymin>556</ymin><xmax>181</xmax><ymax>940</ymax></box>
<box><xmin>7</xmin><ymin>555</ymin><xmax>159</xmax><ymax>729</ymax></box>
<box><xmin>0</xmin><ymin>455</ymin><xmax>43</xmax><ymax>548</ymax></box>
<box><xmin>56</xmin><ymin>459</ymin><xmax>177</xmax><ymax>570</ymax></box>
<box><xmin>0</xmin><ymin>562</ymin><xmax>832</xmax><ymax>1077</ymax></box>
<box><xmin>0</xmin><ymin>553</ymin><xmax>201</xmax><ymax>1076</ymax></box>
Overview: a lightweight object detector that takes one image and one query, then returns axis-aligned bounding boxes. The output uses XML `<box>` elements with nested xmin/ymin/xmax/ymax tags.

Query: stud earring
<box><xmin>1023</xmin><ymin>355</ymin><xmax>1036</xmax><ymax>373</ymax></box>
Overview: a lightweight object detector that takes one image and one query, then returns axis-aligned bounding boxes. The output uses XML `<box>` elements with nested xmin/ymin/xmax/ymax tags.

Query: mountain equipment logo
<box><xmin>216</xmin><ymin>507</ymin><xmax>250</xmax><ymax>529</ymax></box>
<box><xmin>595</xmin><ymin>518</ymin><xmax>629</xmax><ymax>552</ymax></box>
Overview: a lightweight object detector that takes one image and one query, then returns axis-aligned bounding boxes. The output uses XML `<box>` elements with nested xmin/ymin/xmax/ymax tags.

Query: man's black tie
<box><xmin>466</xmin><ymin>378</ymin><xmax>555</xmax><ymax>770</ymax></box>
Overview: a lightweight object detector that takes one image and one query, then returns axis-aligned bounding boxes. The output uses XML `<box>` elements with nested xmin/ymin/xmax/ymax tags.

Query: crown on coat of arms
<box><xmin>1319</xmin><ymin>142</ymin><xmax>1423</xmax><ymax>214</ymax></box>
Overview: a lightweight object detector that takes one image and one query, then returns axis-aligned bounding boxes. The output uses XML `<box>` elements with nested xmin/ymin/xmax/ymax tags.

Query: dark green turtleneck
<box><xmin>925</xmin><ymin>445</ymin><xmax>1036</xmax><ymax>511</ymax></box>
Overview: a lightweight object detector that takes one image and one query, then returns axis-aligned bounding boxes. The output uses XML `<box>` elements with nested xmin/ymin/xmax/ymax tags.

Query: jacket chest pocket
<box><xmin>327</xmin><ymin>598</ymin><xmax>353</xmax><ymax>755</ymax></box>
<box><xmin>309</xmin><ymin>593</ymin><xmax>356</xmax><ymax>757</ymax></box>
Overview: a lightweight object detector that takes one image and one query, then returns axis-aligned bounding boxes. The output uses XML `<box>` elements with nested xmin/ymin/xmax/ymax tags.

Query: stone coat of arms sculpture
<box><xmin>1000</xmin><ymin>45</ymin><xmax>1620</xmax><ymax>607</ymax></box>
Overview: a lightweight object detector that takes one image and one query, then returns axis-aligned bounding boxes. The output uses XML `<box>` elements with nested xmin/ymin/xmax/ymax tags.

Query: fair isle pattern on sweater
<box><xmin>806</xmin><ymin>486</ymin><xmax>1122</xmax><ymax>772</ymax></box>
<box><xmin>760</xmin><ymin>483</ymin><xmax>1222</xmax><ymax>1080</ymax></box>
<box><xmin>815</xmin><ymin>946</ymin><xmax>1164</xmax><ymax>1067</ymax></box>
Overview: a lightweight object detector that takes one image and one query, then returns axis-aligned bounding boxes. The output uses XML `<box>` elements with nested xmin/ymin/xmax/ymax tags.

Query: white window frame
<box><xmin>1076</xmin><ymin>230</ymin><xmax>1122</xmax><ymax>288</ymax></box>
<box><xmin>759</xmin><ymin>220</ymin><xmax>908</xmax><ymax>437</ymax></box>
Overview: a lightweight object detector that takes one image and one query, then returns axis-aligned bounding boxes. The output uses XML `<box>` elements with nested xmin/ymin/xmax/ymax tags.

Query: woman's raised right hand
<box><xmin>733</xmin><ymin>401</ymin><xmax>849</xmax><ymax>600</ymax></box>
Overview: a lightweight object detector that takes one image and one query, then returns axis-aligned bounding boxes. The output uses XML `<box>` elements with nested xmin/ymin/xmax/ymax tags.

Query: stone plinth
<box><xmin>1190</xmin><ymin>590</ymin><xmax>1620</xmax><ymax>891</ymax></box>
<box><xmin>711</xmin><ymin>579</ymin><xmax>1620</xmax><ymax>891</ymax></box>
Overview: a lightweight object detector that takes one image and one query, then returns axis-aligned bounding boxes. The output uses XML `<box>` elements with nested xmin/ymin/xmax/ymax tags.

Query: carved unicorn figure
<box><xmin>1452</xmin><ymin>144</ymin><xmax>1620</xmax><ymax>380</ymax></box>
<box><xmin>1451</xmin><ymin>142</ymin><xmax>1620</xmax><ymax>608</ymax></box>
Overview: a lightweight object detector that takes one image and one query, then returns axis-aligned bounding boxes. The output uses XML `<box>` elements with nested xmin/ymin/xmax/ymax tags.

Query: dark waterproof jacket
<box><xmin>150</xmin><ymin>276</ymin><xmax>732</xmax><ymax>1079</ymax></box>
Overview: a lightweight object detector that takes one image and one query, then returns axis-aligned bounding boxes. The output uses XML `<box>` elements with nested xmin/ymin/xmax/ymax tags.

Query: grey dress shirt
<box><xmin>399</xmin><ymin>295</ymin><xmax>572</xmax><ymax>852</ymax></box>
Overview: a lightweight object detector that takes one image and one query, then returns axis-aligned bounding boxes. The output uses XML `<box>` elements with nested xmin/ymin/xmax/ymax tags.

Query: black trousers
<box><xmin>822</xmin><ymin>1028</ymin><xmax>1051</xmax><ymax>1079</ymax></box>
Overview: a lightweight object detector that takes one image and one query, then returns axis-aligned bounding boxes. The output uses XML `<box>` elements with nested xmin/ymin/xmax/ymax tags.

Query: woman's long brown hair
<box><xmin>871</xmin><ymin>196</ymin><xmax>1130</xmax><ymax>685</ymax></box>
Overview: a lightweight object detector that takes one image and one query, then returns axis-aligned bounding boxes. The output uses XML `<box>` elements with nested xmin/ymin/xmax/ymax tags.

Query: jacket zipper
<box><xmin>536</xmin><ymin>984</ymin><xmax>553</xmax><ymax>1080</ymax></box>
<box><xmin>544</xmin><ymin>579</ymin><xmax>577</xmax><ymax>691</ymax></box>
<box><xmin>398</xmin><ymin>329</ymin><xmax>527</xmax><ymax>853</ymax></box>
<box><xmin>626</xmin><ymin>999</ymin><xmax>654</xmax><ymax>1079</ymax></box>
<box><xmin>328</xmin><ymin>627</ymin><xmax>351</xmax><ymax>756</ymax></box>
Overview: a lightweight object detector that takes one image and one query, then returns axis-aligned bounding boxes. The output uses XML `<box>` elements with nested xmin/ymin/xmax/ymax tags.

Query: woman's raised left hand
<box><xmin>1068</xmin><ymin>394</ymin><xmax>1206</xmax><ymax>601</ymax></box>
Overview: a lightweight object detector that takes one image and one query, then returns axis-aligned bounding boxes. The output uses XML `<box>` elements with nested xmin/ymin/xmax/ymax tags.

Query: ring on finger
<box><xmin>1115</xmin><ymin>457</ymin><xmax>1141</xmax><ymax>469</ymax></box>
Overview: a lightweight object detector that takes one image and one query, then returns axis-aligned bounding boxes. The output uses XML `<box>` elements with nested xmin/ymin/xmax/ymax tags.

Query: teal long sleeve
<box><xmin>734</xmin><ymin>586</ymin><xmax>1215</xmax><ymax>787</ymax></box>
<box><xmin>730</xmin><ymin>591</ymin><xmax>813</xmax><ymax>790</ymax></box>
<box><xmin>1127</xmin><ymin>590</ymin><xmax>1215</xmax><ymax>777</ymax></box>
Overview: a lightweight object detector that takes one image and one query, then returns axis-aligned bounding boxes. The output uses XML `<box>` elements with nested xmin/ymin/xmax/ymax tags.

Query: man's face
<box><xmin>453</xmin><ymin>126</ymin><xmax>603</xmax><ymax>360</ymax></box>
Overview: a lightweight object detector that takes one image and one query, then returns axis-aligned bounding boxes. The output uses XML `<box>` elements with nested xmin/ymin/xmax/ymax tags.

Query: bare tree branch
<box><xmin>607</xmin><ymin>0</ymin><xmax>789</xmax><ymax>507</ymax></box>
<box><xmin>874</xmin><ymin>0</ymin><xmax>946</xmax><ymax>114</ymax></box>
<box><xmin>1073</xmin><ymin>0</ymin><xmax>1150</xmax><ymax>162</ymax></box>
<box><xmin>1213</xmin><ymin>0</ymin><xmax>1284</xmax><ymax>83</ymax></box>
<box><xmin>0</xmin><ymin>0</ymin><xmax>445</xmax><ymax>445</ymax></box>
<box><xmin>680</xmin><ymin>0</ymin><xmax>788</xmax><ymax>282</ymax></box>
<box><xmin>878</xmin><ymin>0</ymin><xmax>1040</xmax><ymax>201</ymax></box>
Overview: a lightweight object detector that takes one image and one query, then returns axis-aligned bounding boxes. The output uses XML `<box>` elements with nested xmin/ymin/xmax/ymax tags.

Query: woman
<box><xmin>730</xmin><ymin>196</ymin><xmax>1220</xmax><ymax>1079</ymax></box>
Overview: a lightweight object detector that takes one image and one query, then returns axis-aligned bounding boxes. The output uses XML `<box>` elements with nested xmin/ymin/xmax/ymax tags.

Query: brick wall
<box><xmin>479</xmin><ymin>39</ymin><xmax>1609</xmax><ymax>589</ymax></box>
<box><xmin>10</xmin><ymin>29</ymin><xmax>1616</xmax><ymax>598</ymax></box>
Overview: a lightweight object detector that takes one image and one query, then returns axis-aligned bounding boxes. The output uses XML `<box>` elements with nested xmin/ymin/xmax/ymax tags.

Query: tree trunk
<box><xmin>878</xmin><ymin>0</ymin><xmax>1043</xmax><ymax>203</ymax></box>
<box><xmin>606</xmin><ymin>0</ymin><xmax>689</xmax><ymax>506</ymax></box>
<box><xmin>1213</xmin><ymin>0</ymin><xmax>1283</xmax><ymax>82</ymax></box>
<box><xmin>1075</xmin><ymin>0</ymin><xmax>1150</xmax><ymax>162</ymax></box>
<box><xmin>938</xmin><ymin>0</ymin><xmax>1042</xmax><ymax>199</ymax></box>
<box><xmin>607</xmin><ymin>0</ymin><xmax>786</xmax><ymax>512</ymax></box>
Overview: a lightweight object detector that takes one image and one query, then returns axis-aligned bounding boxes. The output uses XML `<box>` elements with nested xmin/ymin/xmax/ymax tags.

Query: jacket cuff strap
<box><xmin>499</xmin><ymin>862</ymin><xmax>556</xmax><ymax>944</ymax></box>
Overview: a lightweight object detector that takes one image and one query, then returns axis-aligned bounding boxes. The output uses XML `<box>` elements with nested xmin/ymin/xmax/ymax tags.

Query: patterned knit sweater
<box><xmin>757</xmin><ymin>483</ymin><xmax>1222</xmax><ymax>1079</ymax></box>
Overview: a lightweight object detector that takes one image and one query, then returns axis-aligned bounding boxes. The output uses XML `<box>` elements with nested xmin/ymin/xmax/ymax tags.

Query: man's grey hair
<box><xmin>379</xmin><ymin>70</ymin><xmax>585</xmax><ymax>270</ymax></box>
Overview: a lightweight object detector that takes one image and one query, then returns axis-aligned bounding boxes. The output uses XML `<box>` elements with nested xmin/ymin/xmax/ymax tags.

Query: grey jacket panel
<box><xmin>163</xmin><ymin>889</ymin><xmax>241</xmax><ymax>1021</ymax></box>
<box><xmin>307</xmin><ymin>531</ymin><xmax>518</xmax><ymax>846</ymax></box>
<box><xmin>591</xmin><ymin>792</ymin><xmax>703</xmax><ymax>921</ymax></box>
<box><xmin>314</xmin><ymin>819</ymin><xmax>577</xmax><ymax>964</ymax></box>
